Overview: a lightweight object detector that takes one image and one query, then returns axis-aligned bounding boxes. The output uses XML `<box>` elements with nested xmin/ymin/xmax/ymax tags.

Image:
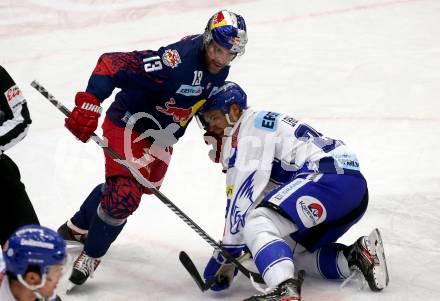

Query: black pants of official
<box><xmin>0</xmin><ymin>154</ymin><xmax>39</xmax><ymax>247</ymax></box>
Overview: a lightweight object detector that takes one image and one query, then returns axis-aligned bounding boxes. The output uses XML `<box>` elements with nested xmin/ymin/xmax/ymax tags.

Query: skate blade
<box><xmin>367</xmin><ymin>228</ymin><xmax>390</xmax><ymax>289</ymax></box>
<box><xmin>65</xmin><ymin>281</ymin><xmax>77</xmax><ymax>294</ymax></box>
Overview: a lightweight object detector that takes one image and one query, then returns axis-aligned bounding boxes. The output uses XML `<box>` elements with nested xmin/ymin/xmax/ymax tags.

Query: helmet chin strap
<box><xmin>18</xmin><ymin>274</ymin><xmax>51</xmax><ymax>300</ymax></box>
<box><xmin>225</xmin><ymin>113</ymin><xmax>235</xmax><ymax>127</ymax></box>
<box><xmin>224</xmin><ymin>113</ymin><xmax>236</xmax><ymax>136</ymax></box>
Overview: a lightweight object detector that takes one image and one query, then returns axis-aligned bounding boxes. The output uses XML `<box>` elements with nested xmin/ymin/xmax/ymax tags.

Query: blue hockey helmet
<box><xmin>3</xmin><ymin>225</ymin><xmax>66</xmax><ymax>277</ymax></box>
<box><xmin>201</xmin><ymin>81</ymin><xmax>248</xmax><ymax>115</ymax></box>
<box><xmin>203</xmin><ymin>10</ymin><xmax>248</xmax><ymax>55</ymax></box>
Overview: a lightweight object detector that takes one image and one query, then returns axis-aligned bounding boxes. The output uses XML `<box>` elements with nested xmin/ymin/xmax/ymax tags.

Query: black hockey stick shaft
<box><xmin>30</xmin><ymin>80</ymin><xmax>264</xmax><ymax>284</ymax></box>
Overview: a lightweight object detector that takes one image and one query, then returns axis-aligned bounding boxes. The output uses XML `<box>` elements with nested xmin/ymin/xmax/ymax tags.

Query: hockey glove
<box><xmin>203</xmin><ymin>247</ymin><xmax>241</xmax><ymax>291</ymax></box>
<box><xmin>65</xmin><ymin>92</ymin><xmax>102</xmax><ymax>142</ymax></box>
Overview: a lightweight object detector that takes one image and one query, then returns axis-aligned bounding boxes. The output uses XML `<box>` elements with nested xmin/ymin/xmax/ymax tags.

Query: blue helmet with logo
<box><xmin>3</xmin><ymin>225</ymin><xmax>66</xmax><ymax>277</ymax></box>
<box><xmin>203</xmin><ymin>10</ymin><xmax>248</xmax><ymax>55</ymax></box>
<box><xmin>201</xmin><ymin>81</ymin><xmax>248</xmax><ymax>115</ymax></box>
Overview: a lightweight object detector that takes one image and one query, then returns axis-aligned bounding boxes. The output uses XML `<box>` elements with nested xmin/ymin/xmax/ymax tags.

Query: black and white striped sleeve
<box><xmin>0</xmin><ymin>65</ymin><xmax>32</xmax><ymax>153</ymax></box>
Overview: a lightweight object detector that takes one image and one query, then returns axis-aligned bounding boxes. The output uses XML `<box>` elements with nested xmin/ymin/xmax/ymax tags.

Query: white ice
<box><xmin>1</xmin><ymin>0</ymin><xmax>440</xmax><ymax>300</ymax></box>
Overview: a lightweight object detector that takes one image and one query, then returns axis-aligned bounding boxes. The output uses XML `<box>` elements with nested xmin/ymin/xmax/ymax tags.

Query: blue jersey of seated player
<box><xmin>85</xmin><ymin>34</ymin><xmax>228</xmax><ymax>142</ymax></box>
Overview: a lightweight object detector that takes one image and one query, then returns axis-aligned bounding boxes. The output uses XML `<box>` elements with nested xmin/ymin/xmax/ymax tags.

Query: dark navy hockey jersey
<box><xmin>85</xmin><ymin>34</ymin><xmax>229</xmax><ymax>142</ymax></box>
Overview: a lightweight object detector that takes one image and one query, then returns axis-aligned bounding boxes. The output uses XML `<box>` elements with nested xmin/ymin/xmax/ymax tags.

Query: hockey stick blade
<box><xmin>179</xmin><ymin>251</ymin><xmax>209</xmax><ymax>291</ymax></box>
<box><xmin>180</xmin><ymin>250</ymin><xmax>254</xmax><ymax>292</ymax></box>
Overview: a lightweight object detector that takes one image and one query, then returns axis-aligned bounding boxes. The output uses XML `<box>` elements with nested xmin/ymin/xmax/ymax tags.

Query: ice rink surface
<box><xmin>1</xmin><ymin>0</ymin><xmax>440</xmax><ymax>300</ymax></box>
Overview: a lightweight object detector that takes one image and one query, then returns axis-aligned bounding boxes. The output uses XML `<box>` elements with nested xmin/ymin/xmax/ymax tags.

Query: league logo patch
<box><xmin>4</xmin><ymin>85</ymin><xmax>25</xmax><ymax>108</ymax></box>
<box><xmin>162</xmin><ymin>49</ymin><xmax>181</xmax><ymax>68</ymax></box>
<box><xmin>5</xmin><ymin>85</ymin><xmax>22</xmax><ymax>102</ymax></box>
<box><xmin>296</xmin><ymin>196</ymin><xmax>327</xmax><ymax>228</ymax></box>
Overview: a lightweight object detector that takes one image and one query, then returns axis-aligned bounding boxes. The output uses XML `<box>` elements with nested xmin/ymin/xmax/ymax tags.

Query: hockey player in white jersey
<box><xmin>198</xmin><ymin>82</ymin><xmax>389</xmax><ymax>300</ymax></box>
<box><xmin>1</xmin><ymin>225</ymin><xmax>66</xmax><ymax>301</ymax></box>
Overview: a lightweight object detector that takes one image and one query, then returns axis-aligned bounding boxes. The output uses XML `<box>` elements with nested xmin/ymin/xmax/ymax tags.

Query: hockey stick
<box><xmin>179</xmin><ymin>250</ymin><xmax>252</xmax><ymax>291</ymax></box>
<box><xmin>30</xmin><ymin>80</ymin><xmax>264</xmax><ymax>285</ymax></box>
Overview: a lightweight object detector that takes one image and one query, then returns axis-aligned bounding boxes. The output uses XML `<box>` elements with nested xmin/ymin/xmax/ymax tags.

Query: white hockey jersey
<box><xmin>219</xmin><ymin>109</ymin><xmax>360</xmax><ymax>250</ymax></box>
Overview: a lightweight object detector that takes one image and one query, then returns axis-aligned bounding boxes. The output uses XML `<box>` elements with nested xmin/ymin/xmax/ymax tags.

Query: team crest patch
<box><xmin>162</xmin><ymin>49</ymin><xmax>181</xmax><ymax>68</ymax></box>
<box><xmin>4</xmin><ymin>85</ymin><xmax>25</xmax><ymax>107</ymax></box>
<box><xmin>296</xmin><ymin>196</ymin><xmax>327</xmax><ymax>228</ymax></box>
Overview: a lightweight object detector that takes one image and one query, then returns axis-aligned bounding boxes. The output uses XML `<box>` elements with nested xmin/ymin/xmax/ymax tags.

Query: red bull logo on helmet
<box><xmin>211</xmin><ymin>11</ymin><xmax>227</xmax><ymax>29</ymax></box>
<box><xmin>162</xmin><ymin>49</ymin><xmax>181</xmax><ymax>69</ymax></box>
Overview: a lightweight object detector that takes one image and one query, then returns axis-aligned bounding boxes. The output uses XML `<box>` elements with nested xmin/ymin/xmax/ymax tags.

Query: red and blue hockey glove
<box><xmin>203</xmin><ymin>247</ymin><xmax>242</xmax><ymax>291</ymax></box>
<box><xmin>65</xmin><ymin>92</ymin><xmax>102</xmax><ymax>143</ymax></box>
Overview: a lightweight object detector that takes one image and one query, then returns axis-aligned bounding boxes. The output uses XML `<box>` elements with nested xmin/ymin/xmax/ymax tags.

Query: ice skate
<box><xmin>344</xmin><ymin>228</ymin><xmax>389</xmax><ymax>291</ymax></box>
<box><xmin>243</xmin><ymin>271</ymin><xmax>304</xmax><ymax>301</ymax></box>
<box><xmin>69</xmin><ymin>250</ymin><xmax>101</xmax><ymax>286</ymax></box>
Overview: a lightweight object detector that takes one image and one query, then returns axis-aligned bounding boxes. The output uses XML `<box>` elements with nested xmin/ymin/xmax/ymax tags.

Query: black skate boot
<box><xmin>57</xmin><ymin>222</ymin><xmax>87</xmax><ymax>245</ymax></box>
<box><xmin>344</xmin><ymin>228</ymin><xmax>389</xmax><ymax>291</ymax></box>
<box><xmin>243</xmin><ymin>271</ymin><xmax>304</xmax><ymax>301</ymax></box>
<box><xmin>69</xmin><ymin>250</ymin><xmax>101</xmax><ymax>285</ymax></box>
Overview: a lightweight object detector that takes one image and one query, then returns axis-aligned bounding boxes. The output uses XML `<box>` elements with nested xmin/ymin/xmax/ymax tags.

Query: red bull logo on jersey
<box><xmin>296</xmin><ymin>196</ymin><xmax>327</xmax><ymax>228</ymax></box>
<box><xmin>162</xmin><ymin>49</ymin><xmax>181</xmax><ymax>69</ymax></box>
<box><xmin>156</xmin><ymin>98</ymin><xmax>206</xmax><ymax>126</ymax></box>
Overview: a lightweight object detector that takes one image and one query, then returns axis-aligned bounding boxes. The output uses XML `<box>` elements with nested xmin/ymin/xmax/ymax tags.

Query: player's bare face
<box><xmin>205</xmin><ymin>41</ymin><xmax>236</xmax><ymax>74</ymax></box>
<box><xmin>202</xmin><ymin>110</ymin><xmax>229</xmax><ymax>136</ymax></box>
<box><xmin>37</xmin><ymin>265</ymin><xmax>64</xmax><ymax>298</ymax></box>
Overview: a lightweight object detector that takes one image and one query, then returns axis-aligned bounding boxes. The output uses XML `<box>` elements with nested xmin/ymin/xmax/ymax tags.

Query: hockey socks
<box><xmin>84</xmin><ymin>209</ymin><xmax>126</xmax><ymax>258</ymax></box>
<box><xmin>70</xmin><ymin>183</ymin><xmax>105</xmax><ymax>231</ymax></box>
